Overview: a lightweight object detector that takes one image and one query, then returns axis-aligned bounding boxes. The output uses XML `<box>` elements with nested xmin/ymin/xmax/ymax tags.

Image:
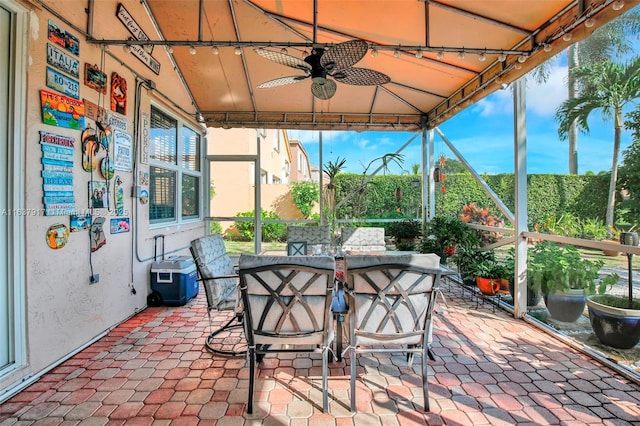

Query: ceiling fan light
<box><xmin>393</xmin><ymin>49</ymin><xmax>400</xmax><ymax>58</ymax></box>
<box><xmin>189</xmin><ymin>46</ymin><xmax>197</xmax><ymax>55</ymax></box>
<box><xmin>212</xmin><ymin>46</ymin><xmax>219</xmax><ymax>55</ymax></box>
<box><xmin>371</xmin><ymin>48</ymin><xmax>378</xmax><ymax>58</ymax></box>
<box><xmin>457</xmin><ymin>51</ymin><xmax>465</xmax><ymax>60</ymax></box>
<box><xmin>514</xmin><ymin>62</ymin><xmax>522</xmax><ymax>70</ymax></box>
<box><xmin>478</xmin><ymin>52</ymin><xmax>487</xmax><ymax>62</ymax></box>
<box><xmin>585</xmin><ymin>17</ymin><xmax>596</xmax><ymax>28</ymax></box>
<box><xmin>144</xmin><ymin>45</ymin><xmax>153</xmax><ymax>54</ymax></box>
<box><xmin>280</xmin><ymin>47</ymin><xmax>288</xmax><ymax>55</ymax></box>
<box><xmin>436</xmin><ymin>51</ymin><xmax>444</xmax><ymax>60</ymax></box>
<box><xmin>563</xmin><ymin>32</ymin><xmax>572</xmax><ymax>42</ymax></box>
<box><xmin>497</xmin><ymin>53</ymin><xmax>506</xmax><ymax>62</ymax></box>
<box><xmin>234</xmin><ymin>47</ymin><xmax>242</xmax><ymax>55</ymax></box>
<box><xmin>543</xmin><ymin>43</ymin><xmax>552</xmax><ymax>52</ymax></box>
<box><xmin>518</xmin><ymin>55</ymin><xmax>527</xmax><ymax>63</ymax></box>
<box><xmin>123</xmin><ymin>44</ymin><xmax>132</xmax><ymax>54</ymax></box>
<box><xmin>612</xmin><ymin>0</ymin><xmax>624</xmax><ymax>11</ymax></box>
<box><xmin>415</xmin><ymin>50</ymin><xmax>423</xmax><ymax>59</ymax></box>
<box><xmin>166</xmin><ymin>45</ymin><xmax>173</xmax><ymax>54</ymax></box>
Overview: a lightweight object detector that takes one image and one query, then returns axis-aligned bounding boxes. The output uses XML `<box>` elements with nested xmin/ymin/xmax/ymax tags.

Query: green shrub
<box><xmin>234</xmin><ymin>210</ymin><xmax>286</xmax><ymax>242</ymax></box>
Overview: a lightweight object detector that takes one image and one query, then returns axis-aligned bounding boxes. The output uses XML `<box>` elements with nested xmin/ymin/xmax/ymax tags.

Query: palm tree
<box><xmin>555</xmin><ymin>57</ymin><xmax>640</xmax><ymax>232</ymax></box>
<box><xmin>531</xmin><ymin>10</ymin><xmax>640</xmax><ymax>173</ymax></box>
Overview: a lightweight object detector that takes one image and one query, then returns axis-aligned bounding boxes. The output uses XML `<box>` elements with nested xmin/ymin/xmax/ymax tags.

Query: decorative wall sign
<box><xmin>48</xmin><ymin>20</ymin><xmax>79</xmax><ymax>56</ymax></box>
<box><xmin>46</xmin><ymin>67</ymin><xmax>79</xmax><ymax>99</ymax></box>
<box><xmin>100</xmin><ymin>157</ymin><xmax>114</xmax><ymax>180</ymax></box>
<box><xmin>90</xmin><ymin>217</ymin><xmax>106</xmax><ymax>252</ymax></box>
<box><xmin>100</xmin><ymin>127</ymin><xmax>112</xmax><ymax>151</ymax></box>
<box><xmin>46</xmin><ymin>43</ymin><xmax>79</xmax><ymax>78</ymax></box>
<box><xmin>41</xmin><ymin>90</ymin><xmax>85</xmax><ymax>130</ymax></box>
<box><xmin>140</xmin><ymin>111</ymin><xmax>150</xmax><ymax>164</ymax></box>
<box><xmin>139</xmin><ymin>171</ymin><xmax>149</xmax><ymax>186</ymax></box>
<box><xmin>39</xmin><ymin>131</ymin><xmax>75</xmax><ymax>215</ymax></box>
<box><xmin>111</xmin><ymin>72</ymin><xmax>127</xmax><ymax>115</ymax></box>
<box><xmin>116</xmin><ymin>3</ymin><xmax>153</xmax><ymax>53</ymax></box>
<box><xmin>113</xmin><ymin>131</ymin><xmax>132</xmax><ymax>172</ymax></box>
<box><xmin>127</xmin><ymin>41</ymin><xmax>161</xmax><ymax>75</ymax></box>
<box><xmin>115</xmin><ymin>176</ymin><xmax>125</xmax><ymax>215</ymax></box>
<box><xmin>81</xmin><ymin>127</ymin><xmax>100</xmax><ymax>172</ymax></box>
<box><xmin>47</xmin><ymin>223</ymin><xmax>70</xmax><ymax>249</ymax></box>
<box><xmin>84</xmin><ymin>63</ymin><xmax>107</xmax><ymax>94</ymax></box>
<box><xmin>110</xmin><ymin>217</ymin><xmax>130</xmax><ymax>234</ymax></box>
<box><xmin>70</xmin><ymin>214</ymin><xmax>91</xmax><ymax>232</ymax></box>
<box><xmin>89</xmin><ymin>181</ymin><xmax>110</xmax><ymax>209</ymax></box>
<box><xmin>83</xmin><ymin>98</ymin><xmax>107</xmax><ymax>123</ymax></box>
<box><xmin>139</xmin><ymin>189</ymin><xmax>149</xmax><ymax>204</ymax></box>
<box><xmin>108</xmin><ymin>111</ymin><xmax>127</xmax><ymax>132</ymax></box>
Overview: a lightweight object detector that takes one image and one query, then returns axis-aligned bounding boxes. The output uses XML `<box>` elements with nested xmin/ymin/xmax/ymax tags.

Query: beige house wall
<box><xmin>0</xmin><ymin>0</ymin><xmax>206</xmax><ymax>397</ymax></box>
<box><xmin>207</xmin><ymin>129</ymin><xmax>314</xmax><ymax>233</ymax></box>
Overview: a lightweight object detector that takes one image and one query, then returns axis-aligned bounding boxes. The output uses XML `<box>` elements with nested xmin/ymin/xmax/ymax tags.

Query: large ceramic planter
<box><xmin>587</xmin><ymin>296</ymin><xmax>640</xmax><ymax>349</ymax></box>
<box><xmin>508</xmin><ymin>281</ymin><xmax>542</xmax><ymax>307</ymax></box>
<box><xmin>544</xmin><ymin>289</ymin><xmax>586</xmax><ymax>322</ymax></box>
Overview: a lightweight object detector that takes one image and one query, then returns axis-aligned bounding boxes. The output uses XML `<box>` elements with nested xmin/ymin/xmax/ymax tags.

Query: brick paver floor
<box><xmin>1</xmin><ymin>280</ymin><xmax>639</xmax><ymax>425</ymax></box>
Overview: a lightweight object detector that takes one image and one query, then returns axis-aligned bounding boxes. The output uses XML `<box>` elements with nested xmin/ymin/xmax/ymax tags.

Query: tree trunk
<box><xmin>605</xmin><ymin>107</ymin><xmax>623</xmax><ymax>232</ymax></box>
<box><xmin>568</xmin><ymin>44</ymin><xmax>580</xmax><ymax>174</ymax></box>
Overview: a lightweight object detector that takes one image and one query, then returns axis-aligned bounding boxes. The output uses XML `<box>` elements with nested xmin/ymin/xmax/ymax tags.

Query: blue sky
<box><xmin>288</xmin><ymin>56</ymin><xmax>637</xmax><ymax>176</ymax></box>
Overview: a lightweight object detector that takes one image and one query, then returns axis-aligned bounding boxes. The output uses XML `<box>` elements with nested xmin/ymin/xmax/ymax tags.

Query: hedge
<box><xmin>332</xmin><ymin>172</ymin><xmax>614</xmax><ymax>227</ymax></box>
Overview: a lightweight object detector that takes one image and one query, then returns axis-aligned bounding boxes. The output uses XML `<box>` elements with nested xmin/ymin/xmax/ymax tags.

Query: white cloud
<box><xmin>526</xmin><ymin>62</ymin><xmax>568</xmax><ymax>117</ymax></box>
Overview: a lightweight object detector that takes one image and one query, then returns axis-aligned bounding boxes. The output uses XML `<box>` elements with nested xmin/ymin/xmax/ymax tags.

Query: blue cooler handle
<box><xmin>153</xmin><ymin>234</ymin><xmax>165</xmax><ymax>261</ymax></box>
<box><xmin>156</xmin><ymin>271</ymin><xmax>173</xmax><ymax>283</ymax></box>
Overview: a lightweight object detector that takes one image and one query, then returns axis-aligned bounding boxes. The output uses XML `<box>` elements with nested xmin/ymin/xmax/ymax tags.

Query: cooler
<box><xmin>150</xmin><ymin>256</ymin><xmax>198</xmax><ymax>306</ymax></box>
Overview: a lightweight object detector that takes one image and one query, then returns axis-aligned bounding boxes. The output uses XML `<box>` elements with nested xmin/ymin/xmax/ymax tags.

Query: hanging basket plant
<box><xmin>434</xmin><ymin>167</ymin><xmax>445</xmax><ymax>182</ymax></box>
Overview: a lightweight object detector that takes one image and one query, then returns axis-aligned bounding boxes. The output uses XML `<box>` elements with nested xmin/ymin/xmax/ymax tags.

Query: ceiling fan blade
<box><xmin>254</xmin><ymin>48</ymin><xmax>312</xmax><ymax>72</ymax></box>
<box><xmin>333</xmin><ymin>67</ymin><xmax>391</xmax><ymax>86</ymax></box>
<box><xmin>257</xmin><ymin>75</ymin><xmax>308</xmax><ymax>89</ymax></box>
<box><xmin>321</xmin><ymin>40</ymin><xmax>368</xmax><ymax>72</ymax></box>
<box><xmin>311</xmin><ymin>79</ymin><xmax>337</xmax><ymax>100</ymax></box>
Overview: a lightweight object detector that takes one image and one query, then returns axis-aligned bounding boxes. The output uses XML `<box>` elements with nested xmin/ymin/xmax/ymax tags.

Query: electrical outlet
<box><xmin>129</xmin><ymin>283</ymin><xmax>137</xmax><ymax>295</ymax></box>
<box><xmin>90</xmin><ymin>274</ymin><xmax>100</xmax><ymax>284</ymax></box>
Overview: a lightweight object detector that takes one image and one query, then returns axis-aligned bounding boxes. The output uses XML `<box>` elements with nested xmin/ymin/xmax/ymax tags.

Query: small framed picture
<box><xmin>84</xmin><ymin>63</ymin><xmax>107</xmax><ymax>94</ymax></box>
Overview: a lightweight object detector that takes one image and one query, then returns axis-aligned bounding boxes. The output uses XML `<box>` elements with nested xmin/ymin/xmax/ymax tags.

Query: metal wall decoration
<box><xmin>47</xmin><ymin>20</ymin><xmax>79</xmax><ymax>56</ymax></box>
<box><xmin>113</xmin><ymin>131</ymin><xmax>132</xmax><ymax>172</ymax></box>
<box><xmin>46</xmin><ymin>67</ymin><xmax>79</xmax><ymax>99</ymax></box>
<box><xmin>90</xmin><ymin>217</ymin><xmax>106</xmax><ymax>252</ymax></box>
<box><xmin>139</xmin><ymin>111</ymin><xmax>150</xmax><ymax>164</ymax></box>
<box><xmin>39</xmin><ymin>131</ymin><xmax>75</xmax><ymax>216</ymax></box>
<box><xmin>139</xmin><ymin>189</ymin><xmax>149</xmax><ymax>204</ymax></box>
<box><xmin>41</xmin><ymin>90</ymin><xmax>85</xmax><ymax>130</ymax></box>
<box><xmin>84</xmin><ymin>63</ymin><xmax>107</xmax><ymax>94</ymax></box>
<box><xmin>114</xmin><ymin>176</ymin><xmax>125</xmax><ymax>215</ymax></box>
<box><xmin>46</xmin><ymin>43</ymin><xmax>79</xmax><ymax>78</ymax></box>
<box><xmin>81</xmin><ymin>127</ymin><xmax>100</xmax><ymax>172</ymax></box>
<box><xmin>70</xmin><ymin>214</ymin><xmax>91</xmax><ymax>232</ymax></box>
<box><xmin>46</xmin><ymin>223</ymin><xmax>70</xmax><ymax>249</ymax></box>
<box><xmin>116</xmin><ymin>3</ymin><xmax>161</xmax><ymax>75</ymax></box>
<box><xmin>110</xmin><ymin>217</ymin><xmax>130</xmax><ymax>234</ymax></box>
<box><xmin>110</xmin><ymin>72</ymin><xmax>127</xmax><ymax>115</ymax></box>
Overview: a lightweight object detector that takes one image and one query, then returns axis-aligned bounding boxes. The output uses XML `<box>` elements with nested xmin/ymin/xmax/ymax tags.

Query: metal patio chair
<box><xmin>238</xmin><ymin>254</ymin><xmax>336</xmax><ymax>414</ymax></box>
<box><xmin>344</xmin><ymin>253</ymin><xmax>442</xmax><ymax>412</ymax></box>
<box><xmin>190</xmin><ymin>234</ymin><xmax>245</xmax><ymax>356</ymax></box>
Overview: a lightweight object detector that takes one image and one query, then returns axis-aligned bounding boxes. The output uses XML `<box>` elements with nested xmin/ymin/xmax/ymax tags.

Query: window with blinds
<box><xmin>149</xmin><ymin>105</ymin><xmax>201</xmax><ymax>224</ymax></box>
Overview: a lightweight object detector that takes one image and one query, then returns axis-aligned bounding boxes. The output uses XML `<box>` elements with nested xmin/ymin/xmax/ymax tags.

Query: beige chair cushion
<box><xmin>341</xmin><ymin>227</ymin><xmax>387</xmax><ymax>252</ymax></box>
<box><xmin>287</xmin><ymin>225</ymin><xmax>331</xmax><ymax>245</ymax></box>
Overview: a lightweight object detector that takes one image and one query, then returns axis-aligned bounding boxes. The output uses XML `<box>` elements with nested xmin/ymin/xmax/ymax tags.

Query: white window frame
<box><xmin>148</xmin><ymin>103</ymin><xmax>203</xmax><ymax>226</ymax></box>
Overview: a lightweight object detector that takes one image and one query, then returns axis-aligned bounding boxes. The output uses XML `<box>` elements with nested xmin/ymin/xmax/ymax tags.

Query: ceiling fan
<box><xmin>255</xmin><ymin>40</ymin><xmax>390</xmax><ymax>100</ymax></box>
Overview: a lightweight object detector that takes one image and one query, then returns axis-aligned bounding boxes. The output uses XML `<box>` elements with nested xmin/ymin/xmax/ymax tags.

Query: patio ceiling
<box><xmin>42</xmin><ymin>0</ymin><xmax>637</xmax><ymax>131</ymax></box>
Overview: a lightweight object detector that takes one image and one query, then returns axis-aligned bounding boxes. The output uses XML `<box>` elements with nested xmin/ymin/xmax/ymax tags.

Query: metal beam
<box><xmin>513</xmin><ymin>78</ymin><xmax>528</xmax><ymax>319</ymax></box>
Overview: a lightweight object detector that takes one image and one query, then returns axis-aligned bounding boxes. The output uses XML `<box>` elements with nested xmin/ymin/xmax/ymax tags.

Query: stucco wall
<box><xmin>0</xmin><ymin>0</ymin><xmax>205</xmax><ymax>395</ymax></box>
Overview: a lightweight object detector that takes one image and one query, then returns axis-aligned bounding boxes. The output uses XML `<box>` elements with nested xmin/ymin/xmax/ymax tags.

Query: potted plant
<box><xmin>420</xmin><ymin>216</ymin><xmax>479</xmax><ymax>264</ymax></box>
<box><xmin>501</xmin><ymin>248</ymin><xmax>542</xmax><ymax>307</ymax></box>
<box><xmin>453</xmin><ymin>246</ymin><xmax>486</xmax><ymax>286</ymax></box>
<box><xmin>587</xmin><ymin>231</ymin><xmax>639</xmax><ymax>349</ymax></box>
<box><xmin>529</xmin><ymin>241</ymin><xmax>617</xmax><ymax>323</ymax></box>
<box><xmin>466</xmin><ymin>250</ymin><xmax>505</xmax><ymax>296</ymax></box>
<box><xmin>388</xmin><ymin>219</ymin><xmax>422</xmax><ymax>250</ymax></box>
<box><xmin>460</xmin><ymin>202</ymin><xmax>506</xmax><ymax>246</ymax></box>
